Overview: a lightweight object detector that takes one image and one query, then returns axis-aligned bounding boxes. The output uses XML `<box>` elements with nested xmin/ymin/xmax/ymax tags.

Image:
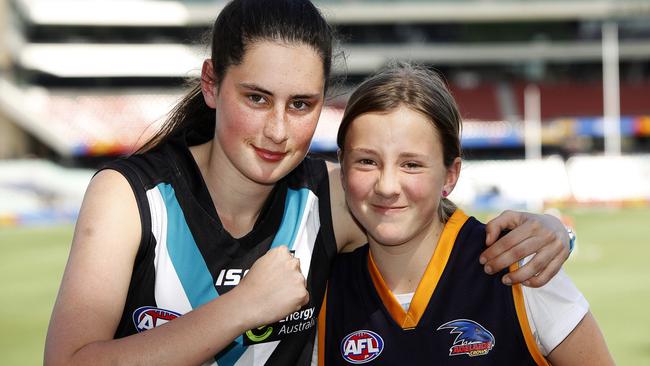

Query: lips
<box><xmin>253</xmin><ymin>146</ymin><xmax>287</xmax><ymax>162</ymax></box>
<box><xmin>371</xmin><ymin>204</ymin><xmax>407</xmax><ymax>214</ymax></box>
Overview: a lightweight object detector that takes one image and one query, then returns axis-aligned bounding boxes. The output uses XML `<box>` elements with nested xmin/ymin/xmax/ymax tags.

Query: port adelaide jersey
<box><xmin>104</xmin><ymin>136</ymin><xmax>337</xmax><ymax>366</ymax></box>
<box><xmin>319</xmin><ymin>210</ymin><xmax>548</xmax><ymax>366</ymax></box>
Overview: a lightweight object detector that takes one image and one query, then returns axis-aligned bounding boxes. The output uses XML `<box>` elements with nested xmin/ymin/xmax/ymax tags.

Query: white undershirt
<box><xmin>394</xmin><ymin>292</ymin><xmax>415</xmax><ymax>312</ymax></box>
<box><xmin>393</xmin><ymin>258</ymin><xmax>588</xmax><ymax>356</ymax></box>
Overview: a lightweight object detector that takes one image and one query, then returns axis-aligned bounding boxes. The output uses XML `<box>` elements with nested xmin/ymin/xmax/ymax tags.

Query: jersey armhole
<box><xmin>97</xmin><ymin>162</ymin><xmax>153</xmax><ymax>263</ymax></box>
<box><xmin>317</xmin><ymin>288</ymin><xmax>327</xmax><ymax>366</ymax></box>
<box><xmin>311</xmin><ymin>159</ymin><xmax>338</xmax><ymax>261</ymax></box>
<box><xmin>509</xmin><ymin>261</ymin><xmax>551</xmax><ymax>366</ymax></box>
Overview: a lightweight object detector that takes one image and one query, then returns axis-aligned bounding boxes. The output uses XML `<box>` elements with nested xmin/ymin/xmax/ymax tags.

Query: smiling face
<box><xmin>203</xmin><ymin>41</ymin><xmax>325</xmax><ymax>185</ymax></box>
<box><xmin>341</xmin><ymin>106</ymin><xmax>460</xmax><ymax>248</ymax></box>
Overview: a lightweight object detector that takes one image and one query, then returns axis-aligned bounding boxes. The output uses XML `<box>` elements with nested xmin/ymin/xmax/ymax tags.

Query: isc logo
<box><xmin>132</xmin><ymin>306</ymin><xmax>181</xmax><ymax>332</ymax></box>
<box><xmin>340</xmin><ymin>330</ymin><xmax>384</xmax><ymax>364</ymax></box>
<box><xmin>215</xmin><ymin>268</ymin><xmax>250</xmax><ymax>286</ymax></box>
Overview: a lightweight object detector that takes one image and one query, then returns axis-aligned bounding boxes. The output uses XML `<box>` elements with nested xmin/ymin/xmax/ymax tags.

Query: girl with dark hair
<box><xmin>320</xmin><ymin>63</ymin><xmax>613</xmax><ymax>365</ymax></box>
<box><xmin>45</xmin><ymin>1</ymin><xmax>572</xmax><ymax>365</ymax></box>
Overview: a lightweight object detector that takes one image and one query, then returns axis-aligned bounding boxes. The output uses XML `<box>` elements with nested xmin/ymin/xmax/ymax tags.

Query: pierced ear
<box><xmin>200</xmin><ymin>59</ymin><xmax>218</xmax><ymax>109</ymax></box>
<box><xmin>443</xmin><ymin>157</ymin><xmax>462</xmax><ymax>196</ymax></box>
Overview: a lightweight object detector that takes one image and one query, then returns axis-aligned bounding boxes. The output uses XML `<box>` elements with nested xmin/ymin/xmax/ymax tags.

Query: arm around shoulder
<box><xmin>326</xmin><ymin>162</ymin><xmax>366</xmax><ymax>253</ymax></box>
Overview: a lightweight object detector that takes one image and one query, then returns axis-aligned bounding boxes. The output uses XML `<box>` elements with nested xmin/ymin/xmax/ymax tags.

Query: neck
<box><xmin>369</xmin><ymin>218</ymin><xmax>444</xmax><ymax>294</ymax></box>
<box><xmin>191</xmin><ymin>141</ymin><xmax>275</xmax><ymax>238</ymax></box>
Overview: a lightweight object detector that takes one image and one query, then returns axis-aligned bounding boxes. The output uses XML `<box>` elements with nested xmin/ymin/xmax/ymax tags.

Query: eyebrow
<box><xmin>239</xmin><ymin>83</ymin><xmax>321</xmax><ymax>100</ymax></box>
<box><xmin>398</xmin><ymin>152</ymin><xmax>428</xmax><ymax>159</ymax></box>
<box><xmin>350</xmin><ymin>147</ymin><xmax>378</xmax><ymax>155</ymax></box>
<box><xmin>350</xmin><ymin>148</ymin><xmax>427</xmax><ymax>160</ymax></box>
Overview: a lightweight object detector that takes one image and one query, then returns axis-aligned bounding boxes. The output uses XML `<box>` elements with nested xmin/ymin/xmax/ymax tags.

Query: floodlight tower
<box><xmin>602</xmin><ymin>21</ymin><xmax>621</xmax><ymax>156</ymax></box>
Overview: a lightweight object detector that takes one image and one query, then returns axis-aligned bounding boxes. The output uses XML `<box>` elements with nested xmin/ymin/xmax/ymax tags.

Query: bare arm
<box><xmin>326</xmin><ymin>162</ymin><xmax>366</xmax><ymax>253</ymax></box>
<box><xmin>481</xmin><ymin>210</ymin><xmax>570</xmax><ymax>287</ymax></box>
<box><xmin>45</xmin><ymin>170</ymin><xmax>308</xmax><ymax>366</ymax></box>
<box><xmin>546</xmin><ymin>312</ymin><xmax>615</xmax><ymax>365</ymax></box>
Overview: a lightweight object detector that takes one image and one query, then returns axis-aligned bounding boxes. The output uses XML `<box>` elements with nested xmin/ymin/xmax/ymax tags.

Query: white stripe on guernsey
<box><xmin>146</xmin><ymin>187</ymin><xmax>193</xmax><ymax>314</ymax></box>
<box><xmin>292</xmin><ymin>191</ymin><xmax>320</xmax><ymax>278</ymax></box>
<box><xmin>148</xmin><ymin>187</ymin><xmax>217</xmax><ymax>366</ymax></box>
<box><xmin>233</xmin><ymin>341</ymin><xmax>280</xmax><ymax>366</ymax></box>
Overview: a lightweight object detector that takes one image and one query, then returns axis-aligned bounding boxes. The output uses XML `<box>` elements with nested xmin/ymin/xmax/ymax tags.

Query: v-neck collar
<box><xmin>367</xmin><ymin>209</ymin><xmax>469</xmax><ymax>329</ymax></box>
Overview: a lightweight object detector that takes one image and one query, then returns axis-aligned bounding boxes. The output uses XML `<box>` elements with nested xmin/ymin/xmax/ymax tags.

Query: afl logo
<box><xmin>133</xmin><ymin>306</ymin><xmax>181</xmax><ymax>333</ymax></box>
<box><xmin>340</xmin><ymin>330</ymin><xmax>384</xmax><ymax>364</ymax></box>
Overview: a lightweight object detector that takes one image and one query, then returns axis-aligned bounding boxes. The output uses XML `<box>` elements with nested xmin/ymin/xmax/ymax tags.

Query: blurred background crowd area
<box><xmin>1</xmin><ymin>1</ymin><xmax>650</xmax><ymax>365</ymax></box>
<box><xmin>1</xmin><ymin>0</ymin><xmax>650</xmax><ymax>225</ymax></box>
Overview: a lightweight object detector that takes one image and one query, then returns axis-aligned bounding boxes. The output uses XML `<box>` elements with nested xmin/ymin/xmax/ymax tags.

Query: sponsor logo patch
<box><xmin>132</xmin><ymin>306</ymin><xmax>181</xmax><ymax>333</ymax></box>
<box><xmin>340</xmin><ymin>330</ymin><xmax>384</xmax><ymax>364</ymax></box>
<box><xmin>215</xmin><ymin>268</ymin><xmax>250</xmax><ymax>286</ymax></box>
<box><xmin>437</xmin><ymin>319</ymin><xmax>495</xmax><ymax>357</ymax></box>
<box><xmin>242</xmin><ymin>306</ymin><xmax>317</xmax><ymax>346</ymax></box>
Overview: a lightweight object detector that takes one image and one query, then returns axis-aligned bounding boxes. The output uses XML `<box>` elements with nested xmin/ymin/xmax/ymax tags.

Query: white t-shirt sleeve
<box><xmin>521</xmin><ymin>257</ymin><xmax>589</xmax><ymax>356</ymax></box>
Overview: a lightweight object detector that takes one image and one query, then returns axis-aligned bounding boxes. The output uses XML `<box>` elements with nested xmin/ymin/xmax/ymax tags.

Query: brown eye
<box><xmin>290</xmin><ymin>100</ymin><xmax>310</xmax><ymax>111</ymax></box>
<box><xmin>404</xmin><ymin>163</ymin><xmax>420</xmax><ymax>168</ymax></box>
<box><xmin>248</xmin><ymin>94</ymin><xmax>266</xmax><ymax>104</ymax></box>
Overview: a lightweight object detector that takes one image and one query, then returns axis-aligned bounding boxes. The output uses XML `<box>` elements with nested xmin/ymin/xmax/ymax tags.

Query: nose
<box><xmin>263</xmin><ymin>108</ymin><xmax>289</xmax><ymax>144</ymax></box>
<box><xmin>374</xmin><ymin>167</ymin><xmax>401</xmax><ymax>198</ymax></box>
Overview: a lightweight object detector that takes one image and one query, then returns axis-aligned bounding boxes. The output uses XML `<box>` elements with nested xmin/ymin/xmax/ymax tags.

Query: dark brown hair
<box><xmin>139</xmin><ymin>0</ymin><xmax>335</xmax><ymax>152</ymax></box>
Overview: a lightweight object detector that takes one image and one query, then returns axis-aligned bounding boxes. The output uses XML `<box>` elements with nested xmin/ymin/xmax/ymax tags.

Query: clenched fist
<box><xmin>233</xmin><ymin>246</ymin><xmax>309</xmax><ymax>328</ymax></box>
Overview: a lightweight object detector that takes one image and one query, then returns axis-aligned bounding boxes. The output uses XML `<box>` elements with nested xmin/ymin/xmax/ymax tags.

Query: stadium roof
<box><xmin>18</xmin><ymin>40</ymin><xmax>650</xmax><ymax>77</ymax></box>
<box><xmin>14</xmin><ymin>0</ymin><xmax>650</xmax><ymax>26</ymax></box>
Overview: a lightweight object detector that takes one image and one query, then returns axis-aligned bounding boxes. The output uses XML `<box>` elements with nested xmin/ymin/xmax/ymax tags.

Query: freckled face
<box><xmin>212</xmin><ymin>41</ymin><xmax>325</xmax><ymax>185</ymax></box>
<box><xmin>341</xmin><ymin>106</ymin><xmax>453</xmax><ymax>248</ymax></box>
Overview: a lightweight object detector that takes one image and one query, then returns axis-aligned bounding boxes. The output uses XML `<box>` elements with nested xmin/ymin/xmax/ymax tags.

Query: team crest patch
<box><xmin>133</xmin><ymin>306</ymin><xmax>181</xmax><ymax>332</ymax></box>
<box><xmin>437</xmin><ymin>319</ymin><xmax>495</xmax><ymax>357</ymax></box>
<box><xmin>340</xmin><ymin>330</ymin><xmax>384</xmax><ymax>364</ymax></box>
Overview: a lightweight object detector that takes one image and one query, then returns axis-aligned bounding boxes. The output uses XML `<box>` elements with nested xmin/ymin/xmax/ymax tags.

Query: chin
<box><xmin>368</xmin><ymin>230</ymin><xmax>410</xmax><ymax>247</ymax></box>
<box><xmin>245</xmin><ymin>159</ymin><xmax>297</xmax><ymax>185</ymax></box>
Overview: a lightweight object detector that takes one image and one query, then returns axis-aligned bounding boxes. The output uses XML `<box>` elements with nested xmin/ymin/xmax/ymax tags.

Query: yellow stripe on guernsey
<box><xmin>368</xmin><ymin>209</ymin><xmax>469</xmax><ymax>329</ymax></box>
<box><xmin>510</xmin><ymin>264</ymin><xmax>550</xmax><ymax>366</ymax></box>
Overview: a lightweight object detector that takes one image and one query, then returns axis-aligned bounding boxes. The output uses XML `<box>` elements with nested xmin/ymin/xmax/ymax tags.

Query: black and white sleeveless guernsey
<box><xmin>319</xmin><ymin>210</ymin><xmax>549</xmax><ymax>366</ymax></box>
<box><xmin>104</xmin><ymin>136</ymin><xmax>337</xmax><ymax>365</ymax></box>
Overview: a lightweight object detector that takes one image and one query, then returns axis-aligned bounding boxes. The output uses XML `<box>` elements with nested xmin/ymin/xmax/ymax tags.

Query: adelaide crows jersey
<box><xmin>319</xmin><ymin>210</ymin><xmax>548</xmax><ymax>366</ymax></box>
<box><xmin>103</xmin><ymin>135</ymin><xmax>337</xmax><ymax>365</ymax></box>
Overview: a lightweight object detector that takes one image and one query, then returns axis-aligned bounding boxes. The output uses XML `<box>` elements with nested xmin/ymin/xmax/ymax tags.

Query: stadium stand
<box><xmin>3</xmin><ymin>1</ymin><xmax>650</xmax><ymax>158</ymax></box>
<box><xmin>1</xmin><ymin>0</ymin><xmax>650</xmax><ymax>225</ymax></box>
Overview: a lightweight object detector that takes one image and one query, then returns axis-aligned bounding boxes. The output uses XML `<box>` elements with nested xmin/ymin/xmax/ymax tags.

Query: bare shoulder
<box><xmin>77</xmin><ymin>169</ymin><xmax>142</xmax><ymax>248</ymax></box>
<box><xmin>325</xmin><ymin>162</ymin><xmax>365</xmax><ymax>253</ymax></box>
<box><xmin>69</xmin><ymin>168</ymin><xmax>142</xmax><ymax>283</ymax></box>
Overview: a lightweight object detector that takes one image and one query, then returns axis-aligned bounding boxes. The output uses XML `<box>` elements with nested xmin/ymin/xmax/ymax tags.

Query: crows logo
<box><xmin>437</xmin><ymin>319</ymin><xmax>495</xmax><ymax>357</ymax></box>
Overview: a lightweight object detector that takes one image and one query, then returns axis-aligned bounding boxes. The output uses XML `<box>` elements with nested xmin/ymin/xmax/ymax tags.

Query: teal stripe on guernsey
<box><xmin>157</xmin><ymin>183</ymin><xmax>245</xmax><ymax>364</ymax></box>
<box><xmin>270</xmin><ymin>188</ymin><xmax>310</xmax><ymax>250</ymax></box>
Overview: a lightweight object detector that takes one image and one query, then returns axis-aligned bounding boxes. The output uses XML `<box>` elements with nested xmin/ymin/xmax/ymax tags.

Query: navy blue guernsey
<box><xmin>103</xmin><ymin>135</ymin><xmax>337</xmax><ymax>365</ymax></box>
<box><xmin>319</xmin><ymin>210</ymin><xmax>548</xmax><ymax>366</ymax></box>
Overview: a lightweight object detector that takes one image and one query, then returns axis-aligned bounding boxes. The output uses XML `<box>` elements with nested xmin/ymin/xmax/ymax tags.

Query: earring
<box><xmin>442</xmin><ymin>190</ymin><xmax>448</xmax><ymax>198</ymax></box>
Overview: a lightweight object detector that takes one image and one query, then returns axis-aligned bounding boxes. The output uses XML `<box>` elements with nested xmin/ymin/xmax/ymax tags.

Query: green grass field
<box><xmin>1</xmin><ymin>207</ymin><xmax>649</xmax><ymax>365</ymax></box>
